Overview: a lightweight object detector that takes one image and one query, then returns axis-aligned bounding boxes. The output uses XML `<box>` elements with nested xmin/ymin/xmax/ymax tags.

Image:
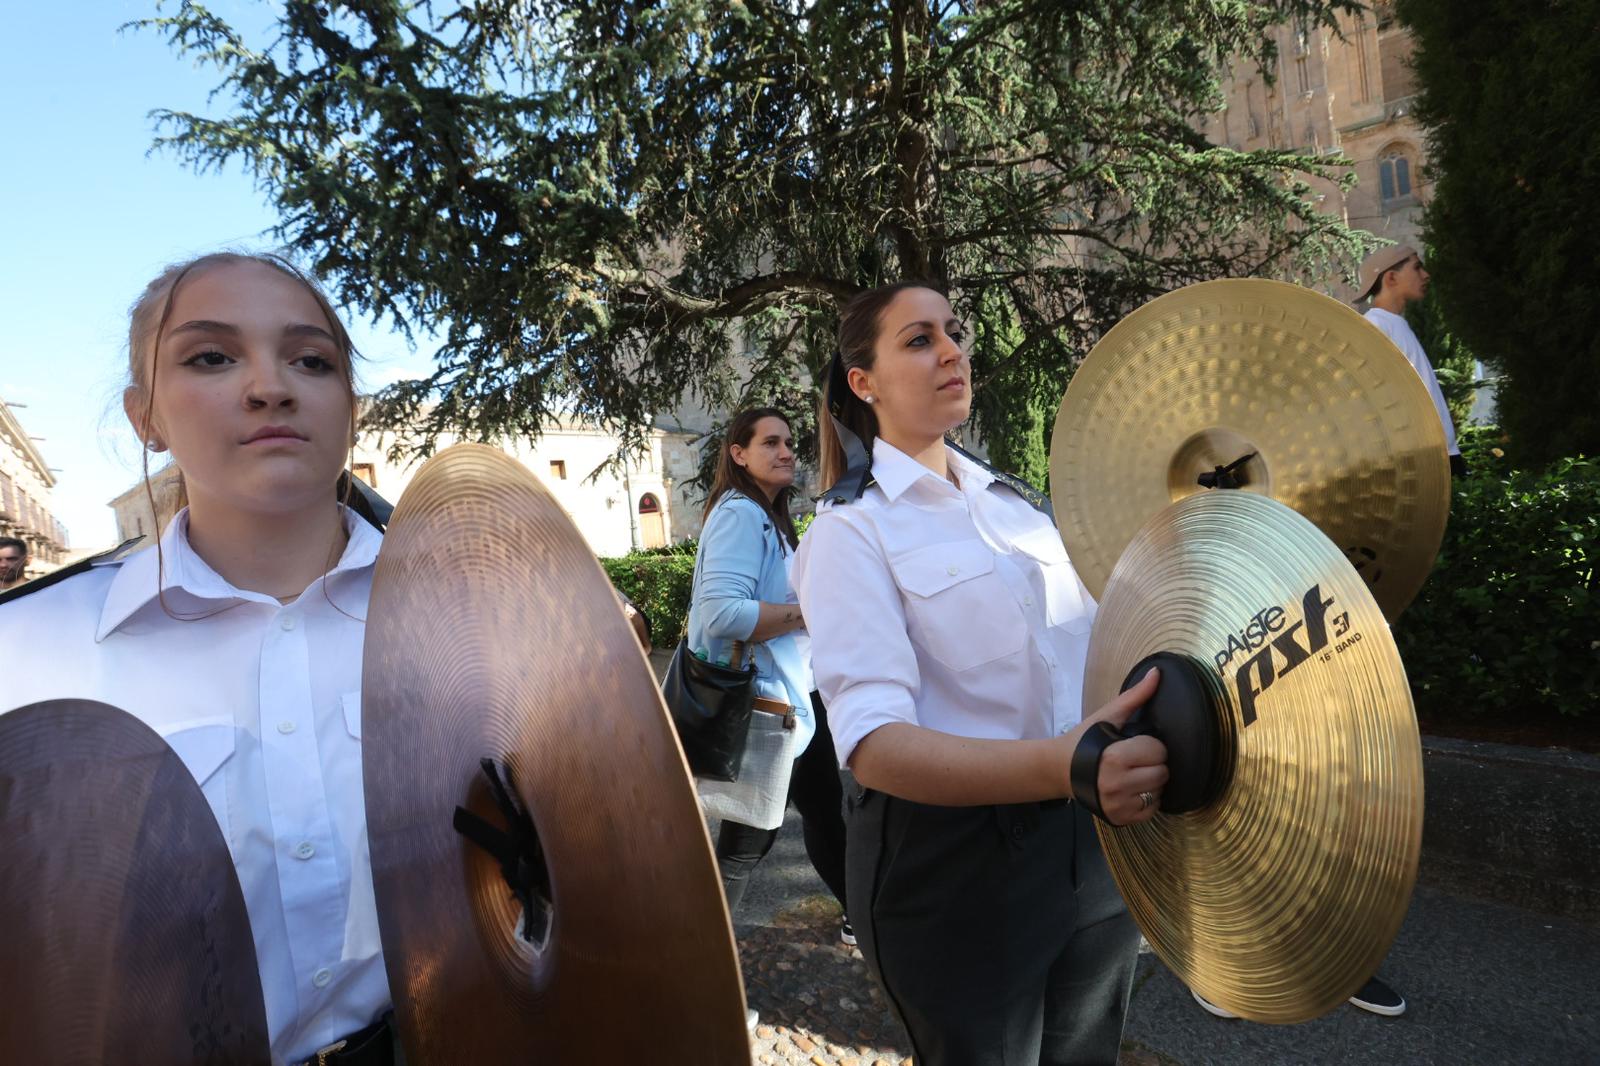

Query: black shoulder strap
<box><xmin>338</xmin><ymin>472</ymin><xmax>393</xmax><ymax>532</ymax></box>
<box><xmin>1</xmin><ymin>474</ymin><xmax>389</xmax><ymax>610</ymax></box>
<box><xmin>947</xmin><ymin>442</ymin><xmax>1054</xmax><ymax>520</ymax></box>
<box><xmin>0</xmin><ymin>536</ymin><xmax>145</xmax><ymax>607</ymax></box>
<box><xmin>817</xmin><ymin>459</ymin><xmax>876</xmax><ymax>507</ymax></box>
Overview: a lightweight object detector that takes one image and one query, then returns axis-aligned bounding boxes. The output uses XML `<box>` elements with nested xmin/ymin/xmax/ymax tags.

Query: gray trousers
<box><xmin>847</xmin><ymin>791</ymin><xmax>1140</xmax><ymax>1066</ymax></box>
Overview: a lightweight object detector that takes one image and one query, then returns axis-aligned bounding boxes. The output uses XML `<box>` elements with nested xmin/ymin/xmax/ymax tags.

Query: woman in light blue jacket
<box><xmin>686</xmin><ymin>407</ymin><xmax>850</xmax><ymax>942</ymax></box>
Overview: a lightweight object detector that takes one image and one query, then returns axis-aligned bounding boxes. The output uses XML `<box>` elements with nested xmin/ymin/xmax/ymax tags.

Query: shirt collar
<box><xmin>870</xmin><ymin>438</ymin><xmax>995</xmax><ymax>503</ymax></box>
<box><xmin>96</xmin><ymin>506</ymin><xmax>382</xmax><ymax>641</ymax></box>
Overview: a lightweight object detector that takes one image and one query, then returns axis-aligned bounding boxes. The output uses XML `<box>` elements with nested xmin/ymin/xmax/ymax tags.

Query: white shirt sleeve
<box><xmin>793</xmin><ymin>510</ymin><xmax>921</xmax><ymax>768</ymax></box>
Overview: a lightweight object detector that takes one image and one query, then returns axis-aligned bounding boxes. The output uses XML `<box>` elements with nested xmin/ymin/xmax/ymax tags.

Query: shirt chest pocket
<box><xmin>342</xmin><ymin>690</ymin><xmax>362</xmax><ymax>739</ymax></box>
<box><xmin>162</xmin><ymin>720</ymin><xmax>236</xmax><ymax>841</ymax></box>
<box><xmin>164</xmin><ymin>720</ymin><xmax>236</xmax><ymax>788</ymax></box>
<box><xmin>1010</xmin><ymin>527</ymin><xmax>1094</xmax><ymax>634</ymax></box>
<box><xmin>890</xmin><ymin>539</ymin><xmax>1028</xmax><ymax>672</ymax></box>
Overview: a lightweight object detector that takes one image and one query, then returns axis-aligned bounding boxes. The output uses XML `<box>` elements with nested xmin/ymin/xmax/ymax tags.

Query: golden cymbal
<box><xmin>1084</xmin><ymin>491</ymin><xmax>1423</xmax><ymax>1023</ymax></box>
<box><xmin>362</xmin><ymin>444</ymin><xmax>748</xmax><ymax>1065</ymax></box>
<box><xmin>0</xmin><ymin>699</ymin><xmax>268</xmax><ymax>1064</ymax></box>
<box><xmin>1050</xmin><ymin>278</ymin><xmax>1450</xmax><ymax>620</ymax></box>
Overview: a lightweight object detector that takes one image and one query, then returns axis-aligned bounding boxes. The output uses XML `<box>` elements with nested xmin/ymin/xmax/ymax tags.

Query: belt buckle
<box><xmin>314</xmin><ymin>1039</ymin><xmax>348</xmax><ymax>1066</ymax></box>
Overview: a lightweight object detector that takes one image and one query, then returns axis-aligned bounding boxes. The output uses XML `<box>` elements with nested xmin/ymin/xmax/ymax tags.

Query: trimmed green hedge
<box><xmin>601</xmin><ymin>518</ymin><xmax>808</xmax><ymax>648</ymax></box>
<box><xmin>1396</xmin><ymin>426</ymin><xmax>1599</xmax><ymax>719</ymax></box>
<box><xmin>600</xmin><ymin>541</ymin><xmax>696</xmax><ymax>647</ymax></box>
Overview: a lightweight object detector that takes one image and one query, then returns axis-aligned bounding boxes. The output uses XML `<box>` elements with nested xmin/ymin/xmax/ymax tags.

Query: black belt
<box><xmin>301</xmin><ymin>1013</ymin><xmax>396</xmax><ymax>1066</ymax></box>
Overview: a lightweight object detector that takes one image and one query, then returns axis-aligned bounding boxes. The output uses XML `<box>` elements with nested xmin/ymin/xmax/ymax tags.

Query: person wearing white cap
<box><xmin>1356</xmin><ymin>244</ymin><xmax>1466</xmax><ymax>478</ymax></box>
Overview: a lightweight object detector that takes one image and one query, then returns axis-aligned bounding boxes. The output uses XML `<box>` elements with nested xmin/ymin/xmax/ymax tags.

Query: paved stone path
<box><xmin>739</xmin><ymin>895</ymin><xmax>1174</xmax><ymax>1066</ymax></box>
<box><xmin>729</xmin><ymin>804</ymin><xmax>1600</xmax><ymax>1066</ymax></box>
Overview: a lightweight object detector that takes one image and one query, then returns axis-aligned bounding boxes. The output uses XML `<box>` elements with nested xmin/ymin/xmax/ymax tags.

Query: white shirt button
<box><xmin>1023</xmin><ymin>595</ymin><xmax>1034</xmax><ymax>607</ymax></box>
<box><xmin>295</xmin><ymin>841</ymin><xmax>316</xmax><ymax>860</ymax></box>
<box><xmin>280</xmin><ymin>616</ymin><xmax>297</xmax><ymax>631</ymax></box>
<box><xmin>312</xmin><ymin>967</ymin><xmax>333</xmax><ymax>988</ymax></box>
<box><xmin>276</xmin><ymin>720</ymin><xmax>296</xmax><ymax>735</ymax></box>
<box><xmin>946</xmin><ymin>565</ymin><xmax>960</xmax><ymax>576</ymax></box>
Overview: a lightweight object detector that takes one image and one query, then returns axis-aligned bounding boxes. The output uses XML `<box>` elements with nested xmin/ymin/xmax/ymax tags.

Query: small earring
<box><xmin>865</xmin><ymin>396</ymin><xmax>876</xmax><ymax>405</ymax></box>
<box><xmin>146</xmin><ymin>439</ymin><xmax>165</xmax><ymax>452</ymax></box>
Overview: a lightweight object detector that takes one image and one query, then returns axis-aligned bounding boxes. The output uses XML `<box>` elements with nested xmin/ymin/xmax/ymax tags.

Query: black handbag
<box><xmin>662</xmin><ymin>638</ymin><xmax>758</xmax><ymax>782</ymax></box>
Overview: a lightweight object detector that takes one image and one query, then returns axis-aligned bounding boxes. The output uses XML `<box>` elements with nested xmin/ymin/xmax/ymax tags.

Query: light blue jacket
<box><xmin>685</xmin><ymin>492</ymin><xmax>815</xmax><ymax>755</ymax></box>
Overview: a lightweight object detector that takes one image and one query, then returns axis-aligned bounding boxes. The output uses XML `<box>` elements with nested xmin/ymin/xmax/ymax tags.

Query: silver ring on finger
<box><xmin>1138</xmin><ymin>790</ymin><xmax>1156</xmax><ymax>811</ymax></box>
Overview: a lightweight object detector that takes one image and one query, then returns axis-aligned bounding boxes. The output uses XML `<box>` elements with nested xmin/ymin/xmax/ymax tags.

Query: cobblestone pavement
<box><xmin>739</xmin><ymin>896</ymin><xmax>1176</xmax><ymax>1066</ymax></box>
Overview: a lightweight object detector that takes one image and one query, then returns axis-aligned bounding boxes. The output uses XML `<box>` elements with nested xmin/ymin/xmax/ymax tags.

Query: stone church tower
<box><xmin>1209</xmin><ymin>3</ymin><xmax>1430</xmax><ymax>286</ymax></box>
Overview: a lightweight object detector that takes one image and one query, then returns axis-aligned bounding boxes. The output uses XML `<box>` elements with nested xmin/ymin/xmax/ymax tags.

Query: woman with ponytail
<box><xmin>792</xmin><ymin>282</ymin><xmax>1169</xmax><ymax>1066</ymax></box>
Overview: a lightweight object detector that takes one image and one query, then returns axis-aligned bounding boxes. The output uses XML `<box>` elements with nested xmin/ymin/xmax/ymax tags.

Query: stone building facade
<box><xmin>109</xmin><ymin>417</ymin><xmax>707</xmax><ymax>559</ymax></box>
<box><xmin>0</xmin><ymin>396</ymin><xmax>69</xmax><ymax>577</ymax></box>
<box><xmin>1208</xmin><ymin>4</ymin><xmax>1429</xmax><ymax>277</ymax></box>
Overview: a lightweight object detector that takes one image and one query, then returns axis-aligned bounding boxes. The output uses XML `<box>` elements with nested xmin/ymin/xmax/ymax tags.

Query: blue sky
<box><xmin>0</xmin><ymin>2</ymin><xmax>435</xmax><ymax>548</ymax></box>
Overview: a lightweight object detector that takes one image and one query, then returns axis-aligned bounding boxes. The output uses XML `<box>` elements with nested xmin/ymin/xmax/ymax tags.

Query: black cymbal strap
<box><xmin>1070</xmin><ymin>721</ymin><xmax>1126</xmax><ymax>825</ymax></box>
<box><xmin>452</xmin><ymin>757</ymin><xmax>553</xmax><ymax>944</ymax></box>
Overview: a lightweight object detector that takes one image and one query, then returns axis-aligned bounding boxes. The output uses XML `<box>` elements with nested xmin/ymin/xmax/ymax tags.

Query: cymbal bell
<box><xmin>362</xmin><ymin>444</ymin><xmax>748</xmax><ymax>1064</ymax></box>
<box><xmin>1084</xmin><ymin>491</ymin><xmax>1423</xmax><ymax>1023</ymax></box>
<box><xmin>1050</xmin><ymin>278</ymin><xmax>1451</xmax><ymax>620</ymax></box>
<box><xmin>0</xmin><ymin>700</ymin><xmax>268</xmax><ymax>1064</ymax></box>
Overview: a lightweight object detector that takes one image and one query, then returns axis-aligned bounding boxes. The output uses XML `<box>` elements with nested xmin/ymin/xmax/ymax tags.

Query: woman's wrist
<box><xmin>747</xmin><ymin>601</ymin><xmax>806</xmax><ymax>641</ymax></box>
<box><xmin>1052</xmin><ymin>727</ymin><xmax>1085</xmax><ymax>801</ymax></box>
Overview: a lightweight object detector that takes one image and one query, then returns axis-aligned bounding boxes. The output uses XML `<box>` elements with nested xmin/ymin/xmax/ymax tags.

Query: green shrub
<box><xmin>602</xmin><ymin>522</ymin><xmax>808</xmax><ymax>647</ymax></box>
<box><xmin>600</xmin><ymin>548</ymin><xmax>697</xmax><ymax>647</ymax></box>
<box><xmin>1396</xmin><ymin>425</ymin><xmax>1599</xmax><ymax>719</ymax></box>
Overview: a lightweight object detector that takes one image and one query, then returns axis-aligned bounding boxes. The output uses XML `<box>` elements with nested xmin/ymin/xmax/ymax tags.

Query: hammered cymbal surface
<box><xmin>1050</xmin><ymin>278</ymin><xmax>1450</xmax><ymax>620</ymax></box>
<box><xmin>363</xmin><ymin>443</ymin><xmax>746</xmax><ymax>1065</ymax></box>
<box><xmin>0</xmin><ymin>700</ymin><xmax>268</xmax><ymax>1065</ymax></box>
<box><xmin>1084</xmin><ymin>492</ymin><xmax>1423</xmax><ymax>1023</ymax></box>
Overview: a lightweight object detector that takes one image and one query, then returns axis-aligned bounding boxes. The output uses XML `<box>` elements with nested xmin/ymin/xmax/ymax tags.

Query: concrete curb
<box><xmin>1419</xmin><ymin>735</ymin><xmax>1600</xmax><ymax>925</ymax></box>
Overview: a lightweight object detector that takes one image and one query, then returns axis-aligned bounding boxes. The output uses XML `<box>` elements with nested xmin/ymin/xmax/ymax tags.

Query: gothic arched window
<box><xmin>1379</xmin><ymin>148</ymin><xmax>1415</xmax><ymax>205</ymax></box>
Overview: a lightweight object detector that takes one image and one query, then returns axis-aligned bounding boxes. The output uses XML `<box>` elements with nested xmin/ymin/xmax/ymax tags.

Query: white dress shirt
<box><xmin>1365</xmin><ymin>307</ymin><xmax>1460</xmax><ymax>455</ymax></box>
<box><xmin>0</xmin><ymin>508</ymin><xmax>390</xmax><ymax>1066</ymax></box>
<box><xmin>792</xmin><ymin>440</ymin><xmax>1097</xmax><ymax>768</ymax></box>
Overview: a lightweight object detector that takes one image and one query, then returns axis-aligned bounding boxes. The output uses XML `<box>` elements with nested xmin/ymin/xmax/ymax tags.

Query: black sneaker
<box><xmin>840</xmin><ymin>917</ymin><xmax>857</xmax><ymax>947</ymax></box>
<box><xmin>1348</xmin><ymin>976</ymin><xmax>1406</xmax><ymax>1017</ymax></box>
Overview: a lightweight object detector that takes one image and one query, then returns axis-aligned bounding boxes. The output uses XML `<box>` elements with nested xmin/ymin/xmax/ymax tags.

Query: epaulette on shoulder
<box><xmin>338</xmin><ymin>472</ymin><xmax>393</xmax><ymax>532</ymax></box>
<box><xmin>0</xmin><ymin>537</ymin><xmax>145</xmax><ymax>607</ymax></box>
<box><xmin>948</xmin><ymin>442</ymin><xmax>1054</xmax><ymax>519</ymax></box>
<box><xmin>818</xmin><ymin>463</ymin><xmax>876</xmax><ymax>507</ymax></box>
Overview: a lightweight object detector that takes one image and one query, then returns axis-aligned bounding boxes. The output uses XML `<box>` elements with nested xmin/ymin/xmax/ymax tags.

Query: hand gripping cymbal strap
<box><xmin>1070</xmin><ymin>721</ymin><xmax>1126</xmax><ymax>824</ymax></box>
<box><xmin>1072</xmin><ymin>653</ymin><xmax>1229</xmax><ymax>826</ymax></box>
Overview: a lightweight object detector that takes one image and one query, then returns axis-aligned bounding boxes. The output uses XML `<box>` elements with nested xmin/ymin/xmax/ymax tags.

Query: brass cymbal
<box><xmin>1050</xmin><ymin>278</ymin><xmax>1450</xmax><ymax>620</ymax></box>
<box><xmin>1084</xmin><ymin>491</ymin><xmax>1423</xmax><ymax>1023</ymax></box>
<box><xmin>362</xmin><ymin>444</ymin><xmax>748</xmax><ymax>1064</ymax></box>
<box><xmin>0</xmin><ymin>699</ymin><xmax>268</xmax><ymax>1064</ymax></box>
